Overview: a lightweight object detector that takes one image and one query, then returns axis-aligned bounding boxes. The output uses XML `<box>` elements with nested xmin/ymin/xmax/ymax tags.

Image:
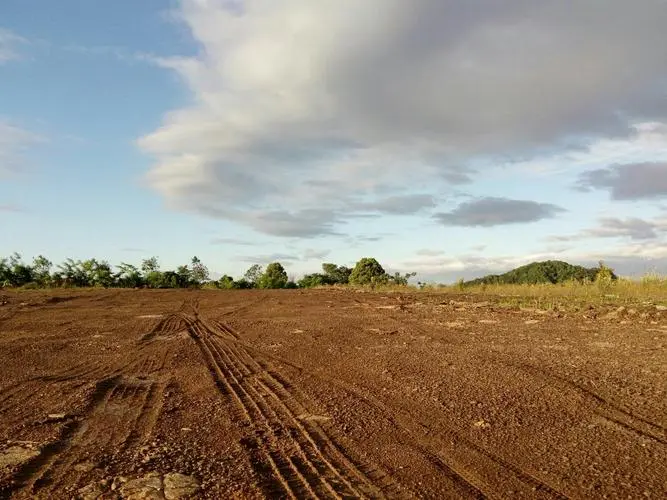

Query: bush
<box><xmin>349</xmin><ymin>258</ymin><xmax>388</xmax><ymax>286</ymax></box>
<box><xmin>258</xmin><ymin>262</ymin><xmax>288</xmax><ymax>289</ymax></box>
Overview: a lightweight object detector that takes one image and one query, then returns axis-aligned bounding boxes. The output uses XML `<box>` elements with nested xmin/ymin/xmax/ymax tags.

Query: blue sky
<box><xmin>2</xmin><ymin>0</ymin><xmax>667</xmax><ymax>282</ymax></box>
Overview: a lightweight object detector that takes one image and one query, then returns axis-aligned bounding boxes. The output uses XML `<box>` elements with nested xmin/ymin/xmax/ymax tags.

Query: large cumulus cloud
<box><xmin>139</xmin><ymin>0</ymin><xmax>667</xmax><ymax>236</ymax></box>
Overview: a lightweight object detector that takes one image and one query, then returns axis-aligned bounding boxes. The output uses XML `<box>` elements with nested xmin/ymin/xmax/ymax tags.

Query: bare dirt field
<box><xmin>0</xmin><ymin>289</ymin><xmax>665</xmax><ymax>499</ymax></box>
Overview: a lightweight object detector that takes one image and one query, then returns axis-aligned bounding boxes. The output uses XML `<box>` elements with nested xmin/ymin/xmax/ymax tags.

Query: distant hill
<box><xmin>464</xmin><ymin>260</ymin><xmax>615</xmax><ymax>286</ymax></box>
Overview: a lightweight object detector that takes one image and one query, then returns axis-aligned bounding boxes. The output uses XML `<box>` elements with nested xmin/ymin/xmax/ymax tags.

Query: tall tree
<box><xmin>349</xmin><ymin>257</ymin><xmax>387</xmax><ymax>286</ymax></box>
<box><xmin>190</xmin><ymin>256</ymin><xmax>209</xmax><ymax>285</ymax></box>
<box><xmin>243</xmin><ymin>264</ymin><xmax>263</xmax><ymax>288</ymax></box>
<box><xmin>259</xmin><ymin>262</ymin><xmax>288</xmax><ymax>289</ymax></box>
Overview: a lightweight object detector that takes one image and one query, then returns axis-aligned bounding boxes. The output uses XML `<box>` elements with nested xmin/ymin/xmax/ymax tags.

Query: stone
<box><xmin>0</xmin><ymin>446</ymin><xmax>39</xmax><ymax>471</ymax></box>
<box><xmin>119</xmin><ymin>473</ymin><xmax>163</xmax><ymax>499</ymax></box>
<box><xmin>116</xmin><ymin>472</ymin><xmax>200</xmax><ymax>500</ymax></box>
<box><xmin>76</xmin><ymin>482</ymin><xmax>105</xmax><ymax>500</ymax></box>
<box><xmin>473</xmin><ymin>420</ymin><xmax>491</xmax><ymax>429</ymax></box>
<box><xmin>164</xmin><ymin>473</ymin><xmax>201</xmax><ymax>499</ymax></box>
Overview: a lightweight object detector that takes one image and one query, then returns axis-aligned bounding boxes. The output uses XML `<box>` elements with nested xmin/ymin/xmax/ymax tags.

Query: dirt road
<box><xmin>0</xmin><ymin>289</ymin><xmax>665</xmax><ymax>498</ymax></box>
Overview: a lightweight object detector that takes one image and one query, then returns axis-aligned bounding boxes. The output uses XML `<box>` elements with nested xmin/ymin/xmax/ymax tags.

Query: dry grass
<box><xmin>423</xmin><ymin>273</ymin><xmax>667</xmax><ymax>309</ymax></box>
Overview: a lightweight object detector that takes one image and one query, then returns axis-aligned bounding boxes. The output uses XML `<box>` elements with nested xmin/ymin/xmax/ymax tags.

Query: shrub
<box><xmin>258</xmin><ymin>262</ymin><xmax>288</xmax><ymax>289</ymax></box>
<box><xmin>349</xmin><ymin>258</ymin><xmax>388</xmax><ymax>286</ymax></box>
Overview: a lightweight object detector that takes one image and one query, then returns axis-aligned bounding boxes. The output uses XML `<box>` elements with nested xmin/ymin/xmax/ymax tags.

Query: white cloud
<box><xmin>400</xmin><ymin>238</ymin><xmax>667</xmax><ymax>282</ymax></box>
<box><xmin>0</xmin><ymin>28</ymin><xmax>26</xmax><ymax>63</ymax></box>
<box><xmin>0</xmin><ymin>121</ymin><xmax>43</xmax><ymax>176</ymax></box>
<box><xmin>139</xmin><ymin>0</ymin><xmax>667</xmax><ymax>237</ymax></box>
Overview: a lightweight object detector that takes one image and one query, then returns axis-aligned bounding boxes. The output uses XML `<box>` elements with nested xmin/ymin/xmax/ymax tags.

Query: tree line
<box><xmin>0</xmin><ymin>253</ymin><xmax>415</xmax><ymax>290</ymax></box>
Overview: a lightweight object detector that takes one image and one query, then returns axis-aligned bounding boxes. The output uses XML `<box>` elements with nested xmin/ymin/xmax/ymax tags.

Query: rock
<box><xmin>0</xmin><ymin>445</ymin><xmax>40</xmax><ymax>470</ymax></box>
<box><xmin>473</xmin><ymin>420</ymin><xmax>491</xmax><ymax>429</ymax></box>
<box><xmin>524</xmin><ymin>320</ymin><xmax>540</xmax><ymax>325</ymax></box>
<box><xmin>117</xmin><ymin>472</ymin><xmax>200</xmax><ymax>500</ymax></box>
<box><xmin>112</xmin><ymin>475</ymin><xmax>129</xmax><ymax>491</ymax></box>
<box><xmin>119</xmin><ymin>473</ymin><xmax>163</xmax><ymax>499</ymax></box>
<box><xmin>478</xmin><ymin>319</ymin><xmax>499</xmax><ymax>324</ymax></box>
<box><xmin>76</xmin><ymin>482</ymin><xmax>105</xmax><ymax>500</ymax></box>
<box><xmin>656</xmin><ymin>305</ymin><xmax>667</xmax><ymax>311</ymax></box>
<box><xmin>73</xmin><ymin>461</ymin><xmax>96</xmax><ymax>472</ymax></box>
<box><xmin>164</xmin><ymin>473</ymin><xmax>200</xmax><ymax>499</ymax></box>
<box><xmin>47</xmin><ymin>413</ymin><xmax>68</xmax><ymax>421</ymax></box>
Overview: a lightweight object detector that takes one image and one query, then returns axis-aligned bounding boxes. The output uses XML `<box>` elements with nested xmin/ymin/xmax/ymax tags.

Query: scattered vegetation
<box><xmin>0</xmin><ymin>253</ymin><xmax>412</xmax><ymax>290</ymax></box>
<box><xmin>2</xmin><ymin>254</ymin><xmax>665</xmax><ymax>305</ymax></box>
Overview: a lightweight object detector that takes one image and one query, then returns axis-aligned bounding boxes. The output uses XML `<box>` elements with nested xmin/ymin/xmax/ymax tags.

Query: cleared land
<box><xmin>0</xmin><ymin>289</ymin><xmax>665</xmax><ymax>499</ymax></box>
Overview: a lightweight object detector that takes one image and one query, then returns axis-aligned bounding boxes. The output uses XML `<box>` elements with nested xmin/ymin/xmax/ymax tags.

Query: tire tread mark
<box><xmin>503</xmin><ymin>360</ymin><xmax>667</xmax><ymax>445</ymax></box>
<box><xmin>1</xmin><ymin>376</ymin><xmax>120</xmax><ymax>497</ymax></box>
<box><xmin>196</xmin><ymin>324</ymin><xmax>319</xmax><ymax>498</ymax></box>
<box><xmin>186</xmin><ymin>322</ymin><xmax>297</xmax><ymax>499</ymax></box>
<box><xmin>217</xmin><ymin>335</ymin><xmax>386</xmax><ymax>498</ymax></box>
<box><xmin>224</xmin><ymin>334</ymin><xmax>569</xmax><ymax>499</ymax></box>
<box><xmin>208</xmin><ymin>335</ymin><xmax>345</xmax><ymax>499</ymax></box>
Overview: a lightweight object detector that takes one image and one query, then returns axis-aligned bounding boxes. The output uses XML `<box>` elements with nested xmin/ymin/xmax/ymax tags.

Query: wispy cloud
<box><xmin>210</xmin><ymin>237</ymin><xmax>256</xmax><ymax>246</ymax></box>
<box><xmin>0</xmin><ymin>28</ymin><xmax>27</xmax><ymax>63</ymax></box>
<box><xmin>0</xmin><ymin>203</ymin><xmax>27</xmax><ymax>213</ymax></box>
<box><xmin>239</xmin><ymin>253</ymin><xmax>299</xmax><ymax>265</ymax></box>
<box><xmin>0</xmin><ymin>121</ymin><xmax>44</xmax><ymax>176</ymax></box>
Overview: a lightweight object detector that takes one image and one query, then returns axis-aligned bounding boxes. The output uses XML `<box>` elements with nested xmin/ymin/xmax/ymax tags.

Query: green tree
<box><xmin>190</xmin><ymin>256</ymin><xmax>209</xmax><ymax>285</ymax></box>
<box><xmin>217</xmin><ymin>275</ymin><xmax>236</xmax><ymax>289</ymax></box>
<box><xmin>81</xmin><ymin>259</ymin><xmax>114</xmax><ymax>288</ymax></box>
<box><xmin>298</xmin><ymin>273</ymin><xmax>327</xmax><ymax>288</ymax></box>
<box><xmin>0</xmin><ymin>253</ymin><xmax>33</xmax><ymax>287</ymax></box>
<box><xmin>0</xmin><ymin>257</ymin><xmax>9</xmax><ymax>287</ymax></box>
<box><xmin>243</xmin><ymin>264</ymin><xmax>263</xmax><ymax>288</ymax></box>
<box><xmin>176</xmin><ymin>265</ymin><xmax>191</xmax><ymax>287</ymax></box>
<box><xmin>321</xmin><ymin>263</ymin><xmax>352</xmax><ymax>284</ymax></box>
<box><xmin>259</xmin><ymin>262</ymin><xmax>288</xmax><ymax>289</ymax></box>
<box><xmin>116</xmin><ymin>263</ymin><xmax>144</xmax><ymax>288</ymax></box>
<box><xmin>56</xmin><ymin>258</ymin><xmax>85</xmax><ymax>287</ymax></box>
<box><xmin>349</xmin><ymin>258</ymin><xmax>387</xmax><ymax>286</ymax></box>
<box><xmin>141</xmin><ymin>257</ymin><xmax>160</xmax><ymax>275</ymax></box>
<box><xmin>145</xmin><ymin>271</ymin><xmax>165</xmax><ymax>289</ymax></box>
<box><xmin>388</xmin><ymin>271</ymin><xmax>417</xmax><ymax>286</ymax></box>
<box><xmin>32</xmin><ymin>255</ymin><xmax>52</xmax><ymax>287</ymax></box>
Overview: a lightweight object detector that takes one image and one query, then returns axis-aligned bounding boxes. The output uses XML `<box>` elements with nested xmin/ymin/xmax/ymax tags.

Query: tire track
<box><xmin>2</xmin><ymin>348</ymin><xmax>171</xmax><ymax>498</ymax></box>
<box><xmin>183</xmin><ymin>310</ymin><xmax>411</xmax><ymax>499</ymax></box>
<box><xmin>0</xmin><ymin>357</ymin><xmax>141</xmax><ymax>420</ymax></box>
<box><xmin>194</xmin><ymin>321</ymin><xmax>320</xmax><ymax>498</ymax></box>
<box><xmin>494</xmin><ymin>358</ymin><xmax>667</xmax><ymax>445</ymax></box>
<box><xmin>140</xmin><ymin>312</ymin><xmax>188</xmax><ymax>342</ymax></box>
<box><xmin>214</xmin><ymin>330</ymin><xmax>480</xmax><ymax>499</ymax></box>
<box><xmin>0</xmin><ymin>376</ymin><xmax>119</xmax><ymax>498</ymax></box>
<box><xmin>186</xmin><ymin>316</ymin><xmax>390</xmax><ymax>499</ymax></box>
<box><xmin>214</xmin><ymin>323</ymin><xmax>568</xmax><ymax>499</ymax></box>
<box><xmin>206</xmin><ymin>323</ymin><xmax>404</xmax><ymax>498</ymax></box>
<box><xmin>207</xmin><ymin>335</ymin><xmax>351</xmax><ymax>499</ymax></box>
<box><xmin>187</xmin><ymin>320</ymin><xmax>298</xmax><ymax>498</ymax></box>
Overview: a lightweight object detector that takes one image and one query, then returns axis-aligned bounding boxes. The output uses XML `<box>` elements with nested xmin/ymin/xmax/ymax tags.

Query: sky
<box><xmin>2</xmin><ymin>0</ymin><xmax>667</xmax><ymax>283</ymax></box>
